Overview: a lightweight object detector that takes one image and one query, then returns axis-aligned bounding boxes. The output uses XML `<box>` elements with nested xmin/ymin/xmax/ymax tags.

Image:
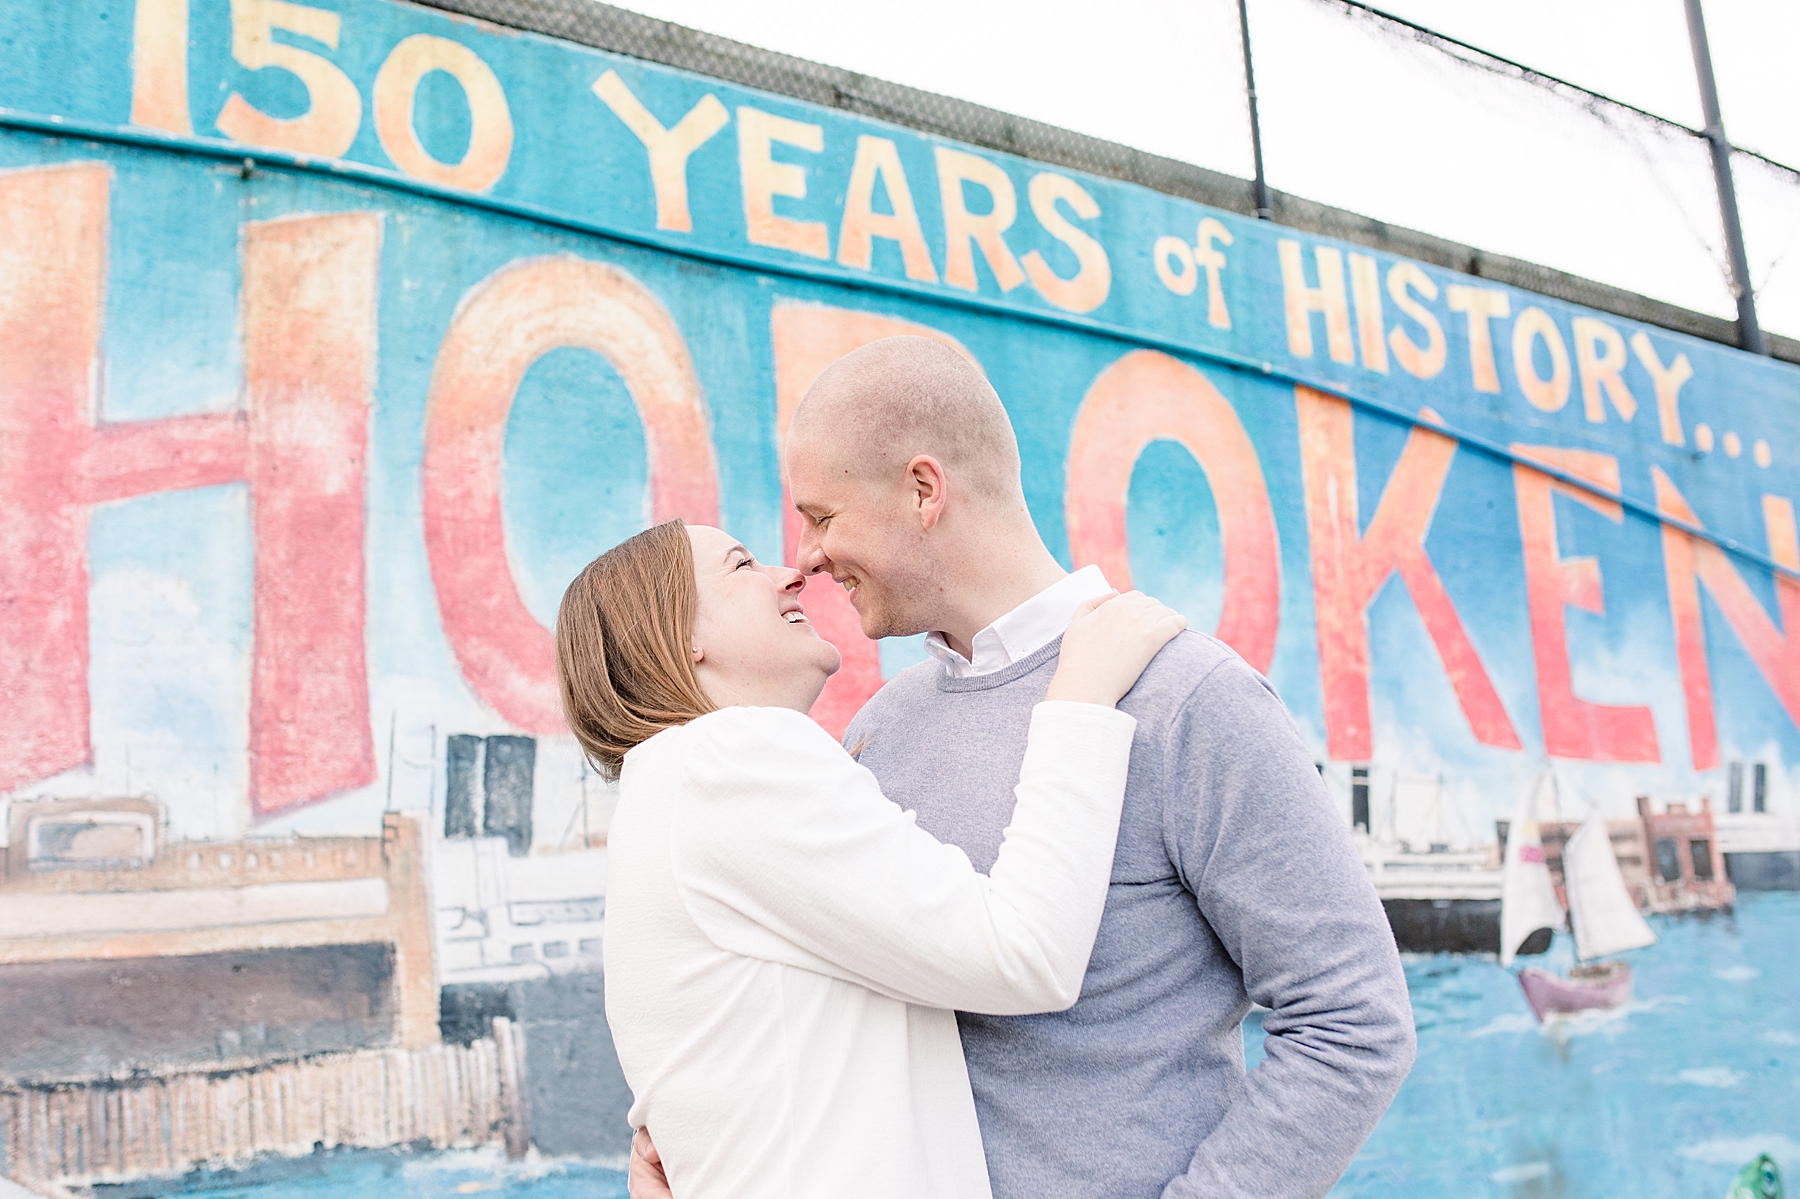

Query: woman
<box><xmin>555</xmin><ymin>519</ymin><xmax>1183</xmax><ymax>1199</ymax></box>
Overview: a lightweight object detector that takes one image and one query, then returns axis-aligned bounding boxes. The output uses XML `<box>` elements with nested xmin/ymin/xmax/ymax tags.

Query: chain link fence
<box><xmin>413</xmin><ymin>0</ymin><xmax>1800</xmax><ymax>363</ymax></box>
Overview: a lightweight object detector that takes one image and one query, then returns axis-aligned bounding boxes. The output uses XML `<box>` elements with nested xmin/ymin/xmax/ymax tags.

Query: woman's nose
<box><xmin>763</xmin><ymin>565</ymin><xmax>806</xmax><ymax>594</ymax></box>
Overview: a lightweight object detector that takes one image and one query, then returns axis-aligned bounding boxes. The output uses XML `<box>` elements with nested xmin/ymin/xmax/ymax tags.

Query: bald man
<box><xmin>629</xmin><ymin>337</ymin><xmax>1414</xmax><ymax>1199</ymax></box>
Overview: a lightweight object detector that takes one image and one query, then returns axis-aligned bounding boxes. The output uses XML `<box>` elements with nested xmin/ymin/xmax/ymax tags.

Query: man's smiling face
<box><xmin>786</xmin><ymin>431</ymin><xmax>943</xmax><ymax>641</ymax></box>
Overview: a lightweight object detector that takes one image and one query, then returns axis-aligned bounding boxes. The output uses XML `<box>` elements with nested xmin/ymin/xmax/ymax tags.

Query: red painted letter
<box><xmin>768</xmin><ymin>304</ymin><xmax>981</xmax><ymax>737</ymax></box>
<box><xmin>0</xmin><ymin>164</ymin><xmax>111</xmax><ymax>792</ymax></box>
<box><xmin>423</xmin><ymin>257</ymin><xmax>718</xmax><ymax>733</ymax></box>
<box><xmin>0</xmin><ymin>164</ymin><xmax>378</xmax><ymax>813</ymax></box>
<box><xmin>1296</xmin><ymin>389</ymin><xmax>1520</xmax><ymax>759</ymax></box>
<box><xmin>1654</xmin><ymin>469</ymin><xmax>1800</xmax><ymax>770</ymax></box>
<box><xmin>239</xmin><ymin>212</ymin><xmax>382</xmax><ymax>813</ymax></box>
<box><xmin>1065</xmin><ymin>350</ymin><xmax>1280</xmax><ymax>672</ymax></box>
<box><xmin>1511</xmin><ymin>446</ymin><xmax>1659</xmax><ymax>762</ymax></box>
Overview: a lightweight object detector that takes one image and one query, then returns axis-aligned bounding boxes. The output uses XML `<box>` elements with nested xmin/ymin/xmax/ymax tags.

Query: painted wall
<box><xmin>0</xmin><ymin>0</ymin><xmax>1795</xmax><ymax>1193</ymax></box>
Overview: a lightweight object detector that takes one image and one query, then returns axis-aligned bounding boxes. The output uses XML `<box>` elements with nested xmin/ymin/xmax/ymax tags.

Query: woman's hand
<box><xmin>629</xmin><ymin>1127</ymin><xmax>672</xmax><ymax>1199</ymax></box>
<box><xmin>1045</xmin><ymin>590</ymin><xmax>1186</xmax><ymax>708</ymax></box>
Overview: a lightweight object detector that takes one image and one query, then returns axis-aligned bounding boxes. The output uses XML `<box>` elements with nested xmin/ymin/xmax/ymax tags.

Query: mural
<box><xmin>0</xmin><ymin>0</ymin><xmax>1794</xmax><ymax>1194</ymax></box>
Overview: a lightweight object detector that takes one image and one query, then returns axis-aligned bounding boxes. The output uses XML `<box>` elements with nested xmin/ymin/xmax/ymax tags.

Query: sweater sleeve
<box><xmin>668</xmin><ymin>702</ymin><xmax>1135</xmax><ymax>1015</ymax></box>
<box><xmin>1159</xmin><ymin>661</ymin><xmax>1416</xmax><ymax>1199</ymax></box>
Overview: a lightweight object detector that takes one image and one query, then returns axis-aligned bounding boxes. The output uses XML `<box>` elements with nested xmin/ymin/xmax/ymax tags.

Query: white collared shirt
<box><xmin>924</xmin><ymin>564</ymin><xmax>1114</xmax><ymax>678</ymax></box>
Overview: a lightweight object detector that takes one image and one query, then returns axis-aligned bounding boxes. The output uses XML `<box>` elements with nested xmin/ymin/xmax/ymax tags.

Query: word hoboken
<box><xmin>2</xmin><ymin>0</ymin><xmax>1794</xmax><ymax>827</ymax></box>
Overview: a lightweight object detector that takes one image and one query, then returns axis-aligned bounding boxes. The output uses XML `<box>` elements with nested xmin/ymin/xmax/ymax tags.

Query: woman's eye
<box><xmin>734</xmin><ymin>557</ymin><xmax>754</xmax><ymax>570</ymax></box>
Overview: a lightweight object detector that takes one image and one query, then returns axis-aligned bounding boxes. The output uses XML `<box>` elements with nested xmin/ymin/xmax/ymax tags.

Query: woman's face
<box><xmin>687</xmin><ymin>524</ymin><xmax>841</xmax><ymax>711</ymax></box>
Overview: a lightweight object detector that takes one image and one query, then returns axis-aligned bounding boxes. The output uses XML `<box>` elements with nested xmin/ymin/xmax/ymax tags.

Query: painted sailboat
<box><xmin>1499</xmin><ymin>774</ymin><xmax>1658</xmax><ymax>1019</ymax></box>
<box><xmin>1518</xmin><ymin>807</ymin><xmax>1659</xmax><ymax>1019</ymax></box>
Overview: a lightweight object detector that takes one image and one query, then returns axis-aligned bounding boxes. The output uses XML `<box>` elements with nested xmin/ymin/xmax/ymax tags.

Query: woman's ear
<box><xmin>692</xmin><ymin>646</ymin><xmax>705</xmax><ymax>664</ymax></box>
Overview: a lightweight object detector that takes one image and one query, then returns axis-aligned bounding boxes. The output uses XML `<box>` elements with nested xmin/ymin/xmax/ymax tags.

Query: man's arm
<box><xmin>1161</xmin><ymin>660</ymin><xmax>1415</xmax><ymax>1199</ymax></box>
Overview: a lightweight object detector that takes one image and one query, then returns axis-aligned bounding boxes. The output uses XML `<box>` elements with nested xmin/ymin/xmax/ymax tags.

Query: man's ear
<box><xmin>907</xmin><ymin>455</ymin><xmax>949</xmax><ymax>530</ymax></box>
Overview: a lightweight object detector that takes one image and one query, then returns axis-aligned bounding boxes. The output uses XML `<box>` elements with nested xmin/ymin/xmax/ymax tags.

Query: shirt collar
<box><xmin>924</xmin><ymin>565</ymin><xmax>1114</xmax><ymax>678</ymax></box>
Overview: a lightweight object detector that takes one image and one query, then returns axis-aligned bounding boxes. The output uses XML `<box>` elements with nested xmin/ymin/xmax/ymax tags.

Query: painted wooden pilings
<box><xmin>0</xmin><ymin>1021</ymin><xmax>529</xmax><ymax>1189</ymax></box>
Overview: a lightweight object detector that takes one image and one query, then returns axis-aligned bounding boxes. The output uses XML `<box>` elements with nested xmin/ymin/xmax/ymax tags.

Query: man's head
<box><xmin>786</xmin><ymin>336</ymin><xmax>1042</xmax><ymax>642</ymax></box>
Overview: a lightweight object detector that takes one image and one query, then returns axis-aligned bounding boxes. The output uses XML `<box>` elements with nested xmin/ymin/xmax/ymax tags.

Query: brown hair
<box><xmin>555</xmin><ymin>519</ymin><xmax>715</xmax><ymax>778</ymax></box>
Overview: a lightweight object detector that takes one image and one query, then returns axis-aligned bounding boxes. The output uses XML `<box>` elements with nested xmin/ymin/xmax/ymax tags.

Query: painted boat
<box><xmin>1506</xmin><ymin>797</ymin><xmax>1657</xmax><ymax>1021</ymax></box>
<box><xmin>1518</xmin><ymin>961</ymin><xmax>1632</xmax><ymax>1020</ymax></box>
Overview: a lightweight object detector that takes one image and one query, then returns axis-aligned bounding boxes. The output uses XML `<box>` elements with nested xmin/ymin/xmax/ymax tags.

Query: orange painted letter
<box><xmin>592</xmin><ymin>71</ymin><xmax>729</xmax><ymax>233</ymax></box>
<box><xmin>737</xmin><ymin>106</ymin><xmax>830</xmax><ymax>258</ymax></box>
<box><xmin>1446</xmin><ymin>285</ymin><xmax>1510</xmax><ymax>394</ymax></box>
<box><xmin>1512</xmin><ymin>446</ymin><xmax>1660</xmax><ymax>762</ymax></box>
<box><xmin>836</xmin><ymin>135</ymin><xmax>937</xmax><ymax>282</ymax></box>
<box><xmin>1020</xmin><ymin>173</ymin><xmax>1111</xmax><ymax>314</ymax></box>
<box><xmin>423</xmin><ymin>259</ymin><xmax>719</xmax><ymax>733</ymax></box>
<box><xmin>0</xmin><ymin>164</ymin><xmax>380</xmax><ymax>813</ymax></box>
<box><xmin>1066</xmin><ymin>351</ymin><xmax>1280</xmax><ymax>672</ymax></box>
<box><xmin>1653</xmin><ymin>469</ymin><xmax>1800</xmax><ymax>770</ymax></box>
<box><xmin>1278</xmin><ymin>240</ymin><xmax>1352</xmax><ymax>364</ymax></box>
<box><xmin>1631</xmin><ymin>333</ymin><xmax>1694</xmax><ymax>447</ymax></box>
<box><xmin>1296</xmin><ymin>390</ymin><xmax>1520</xmax><ymax>759</ymax></box>
<box><xmin>935</xmin><ymin>148</ymin><xmax>1026</xmax><ymax>293</ymax></box>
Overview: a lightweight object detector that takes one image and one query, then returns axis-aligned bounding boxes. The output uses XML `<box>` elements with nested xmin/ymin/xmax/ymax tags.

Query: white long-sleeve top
<box><xmin>601</xmin><ymin>700</ymin><xmax>1136</xmax><ymax>1199</ymax></box>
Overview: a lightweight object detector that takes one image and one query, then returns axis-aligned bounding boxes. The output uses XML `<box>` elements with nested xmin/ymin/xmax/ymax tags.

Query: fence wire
<box><xmin>410</xmin><ymin>0</ymin><xmax>1800</xmax><ymax>363</ymax></box>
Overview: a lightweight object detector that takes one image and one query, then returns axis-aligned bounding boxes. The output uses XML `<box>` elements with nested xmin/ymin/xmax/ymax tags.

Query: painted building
<box><xmin>0</xmin><ymin>0</ymin><xmax>1794</xmax><ymax>1193</ymax></box>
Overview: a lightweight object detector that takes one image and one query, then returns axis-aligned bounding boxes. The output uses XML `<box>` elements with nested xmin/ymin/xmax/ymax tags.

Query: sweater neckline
<box><xmin>935</xmin><ymin>635</ymin><xmax>1063</xmax><ymax>692</ymax></box>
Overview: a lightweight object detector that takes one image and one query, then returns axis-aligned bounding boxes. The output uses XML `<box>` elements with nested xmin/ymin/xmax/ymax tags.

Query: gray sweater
<box><xmin>844</xmin><ymin>630</ymin><xmax>1415</xmax><ymax>1199</ymax></box>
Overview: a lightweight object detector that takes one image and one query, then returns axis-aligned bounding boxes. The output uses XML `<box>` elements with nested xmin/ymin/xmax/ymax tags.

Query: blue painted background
<box><xmin>1</xmin><ymin>0</ymin><xmax>1795</xmax><ymax>1194</ymax></box>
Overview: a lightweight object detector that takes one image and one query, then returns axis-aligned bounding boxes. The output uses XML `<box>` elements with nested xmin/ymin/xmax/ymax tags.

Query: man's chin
<box><xmin>854</xmin><ymin>603</ymin><xmax>894</xmax><ymax>641</ymax></box>
<box><xmin>850</xmin><ymin>589</ymin><xmax>931</xmax><ymax>641</ymax></box>
<box><xmin>856</xmin><ymin>607</ymin><xmax>927</xmax><ymax>642</ymax></box>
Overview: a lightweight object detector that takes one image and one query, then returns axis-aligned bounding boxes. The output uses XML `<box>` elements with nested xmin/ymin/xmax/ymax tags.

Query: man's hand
<box><xmin>629</xmin><ymin>1127</ymin><xmax>672</xmax><ymax>1199</ymax></box>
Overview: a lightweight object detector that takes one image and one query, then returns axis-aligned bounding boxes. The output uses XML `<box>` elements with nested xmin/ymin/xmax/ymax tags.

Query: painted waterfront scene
<box><xmin>4</xmin><ymin>0</ymin><xmax>1799</xmax><ymax>1195</ymax></box>
<box><xmin>72</xmin><ymin>895</ymin><xmax>1796</xmax><ymax>1198</ymax></box>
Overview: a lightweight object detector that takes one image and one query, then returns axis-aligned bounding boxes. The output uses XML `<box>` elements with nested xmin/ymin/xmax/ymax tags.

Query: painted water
<box><xmin>84</xmin><ymin>1148</ymin><xmax>630</xmax><ymax>1199</ymax></box>
<box><xmin>101</xmin><ymin>895</ymin><xmax>1797</xmax><ymax>1199</ymax></box>
<box><xmin>1300</xmin><ymin>891</ymin><xmax>1800</xmax><ymax>1198</ymax></box>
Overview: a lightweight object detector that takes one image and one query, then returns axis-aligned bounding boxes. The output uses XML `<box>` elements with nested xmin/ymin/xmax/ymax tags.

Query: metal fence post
<box><xmin>1683</xmin><ymin>0</ymin><xmax>1767</xmax><ymax>355</ymax></box>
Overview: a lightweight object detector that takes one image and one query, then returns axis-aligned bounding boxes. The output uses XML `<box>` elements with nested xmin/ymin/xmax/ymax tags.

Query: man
<box><xmin>629</xmin><ymin>336</ymin><xmax>1414</xmax><ymax>1198</ymax></box>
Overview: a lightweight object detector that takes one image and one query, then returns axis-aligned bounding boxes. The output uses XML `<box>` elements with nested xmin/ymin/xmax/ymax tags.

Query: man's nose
<box><xmin>794</xmin><ymin>524</ymin><xmax>828</xmax><ymax>575</ymax></box>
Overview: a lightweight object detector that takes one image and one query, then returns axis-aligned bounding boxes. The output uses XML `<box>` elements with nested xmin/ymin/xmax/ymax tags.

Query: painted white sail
<box><xmin>1499</xmin><ymin>774</ymin><xmax>1565</xmax><ymax>967</ymax></box>
<box><xmin>1564</xmin><ymin>811</ymin><xmax>1657</xmax><ymax>961</ymax></box>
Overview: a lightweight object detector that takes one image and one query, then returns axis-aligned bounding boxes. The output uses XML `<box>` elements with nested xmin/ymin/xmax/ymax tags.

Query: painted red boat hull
<box><xmin>1518</xmin><ymin>964</ymin><xmax>1633</xmax><ymax>1021</ymax></box>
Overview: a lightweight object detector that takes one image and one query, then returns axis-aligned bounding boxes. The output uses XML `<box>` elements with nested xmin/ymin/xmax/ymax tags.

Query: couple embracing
<box><xmin>553</xmin><ymin>337</ymin><xmax>1414</xmax><ymax>1199</ymax></box>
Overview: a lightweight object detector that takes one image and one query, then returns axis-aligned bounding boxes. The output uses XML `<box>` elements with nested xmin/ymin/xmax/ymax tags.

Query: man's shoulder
<box><xmin>1120</xmin><ymin>630</ymin><xmax>1306</xmax><ymax>779</ymax></box>
<box><xmin>1130</xmin><ymin>629</ymin><xmax>1275</xmax><ymax>714</ymax></box>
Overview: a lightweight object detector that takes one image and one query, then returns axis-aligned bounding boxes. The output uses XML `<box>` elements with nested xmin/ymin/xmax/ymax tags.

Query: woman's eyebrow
<box><xmin>725</xmin><ymin>543</ymin><xmax>749</xmax><ymax>562</ymax></box>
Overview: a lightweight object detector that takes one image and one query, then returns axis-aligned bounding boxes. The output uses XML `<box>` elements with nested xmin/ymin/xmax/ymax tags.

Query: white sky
<box><xmin>603</xmin><ymin>0</ymin><xmax>1800</xmax><ymax>342</ymax></box>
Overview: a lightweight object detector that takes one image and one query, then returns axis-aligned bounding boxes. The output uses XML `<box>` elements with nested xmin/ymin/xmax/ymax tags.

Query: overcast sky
<box><xmin>604</xmin><ymin>0</ymin><xmax>1800</xmax><ymax>342</ymax></box>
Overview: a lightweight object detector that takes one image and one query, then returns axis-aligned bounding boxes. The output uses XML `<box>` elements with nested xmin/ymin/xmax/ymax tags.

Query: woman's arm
<box><xmin>669</xmin><ymin>701</ymin><xmax>1133</xmax><ymax>1015</ymax></box>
